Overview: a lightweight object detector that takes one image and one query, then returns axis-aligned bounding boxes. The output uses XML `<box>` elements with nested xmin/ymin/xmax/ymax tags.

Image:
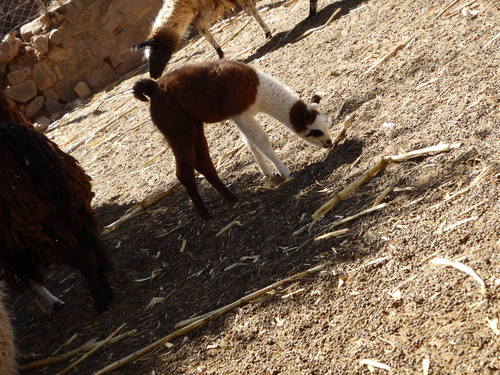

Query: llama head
<box><xmin>133</xmin><ymin>38</ymin><xmax>172</xmax><ymax>79</ymax></box>
<box><xmin>295</xmin><ymin>94</ymin><xmax>333</xmax><ymax>148</ymax></box>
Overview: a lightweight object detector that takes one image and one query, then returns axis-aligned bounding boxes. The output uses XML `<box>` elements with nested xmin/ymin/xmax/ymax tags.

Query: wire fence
<box><xmin>0</xmin><ymin>0</ymin><xmax>53</xmax><ymax>40</ymax></box>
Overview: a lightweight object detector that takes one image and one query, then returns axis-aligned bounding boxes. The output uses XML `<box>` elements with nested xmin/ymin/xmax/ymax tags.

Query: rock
<box><xmin>50</xmin><ymin>112</ymin><xmax>62</xmax><ymax>122</ymax></box>
<box><xmin>33</xmin><ymin>62</ymin><xmax>58</xmax><ymax>91</ymax></box>
<box><xmin>55</xmin><ymin>80</ymin><xmax>78</xmax><ymax>102</ymax></box>
<box><xmin>74</xmin><ymin>81</ymin><xmax>91</xmax><ymax>99</ymax></box>
<box><xmin>7</xmin><ymin>67</ymin><xmax>31</xmax><ymax>86</ymax></box>
<box><xmin>0</xmin><ymin>33</ymin><xmax>22</xmax><ymax>63</ymax></box>
<box><xmin>86</xmin><ymin>64</ymin><xmax>117</xmax><ymax>89</ymax></box>
<box><xmin>25</xmin><ymin>96</ymin><xmax>45</xmax><ymax>118</ymax></box>
<box><xmin>45</xmin><ymin>98</ymin><xmax>64</xmax><ymax>114</ymax></box>
<box><xmin>33</xmin><ymin>116</ymin><xmax>51</xmax><ymax>132</ymax></box>
<box><xmin>32</xmin><ymin>34</ymin><xmax>49</xmax><ymax>55</ymax></box>
<box><xmin>43</xmin><ymin>88</ymin><xmax>60</xmax><ymax>101</ymax></box>
<box><xmin>21</xmin><ymin>17</ymin><xmax>45</xmax><ymax>42</ymax></box>
<box><xmin>48</xmin><ymin>27</ymin><xmax>64</xmax><ymax>45</ymax></box>
<box><xmin>48</xmin><ymin>47</ymin><xmax>72</xmax><ymax>62</ymax></box>
<box><xmin>4</xmin><ymin>80</ymin><xmax>38</xmax><ymax>103</ymax></box>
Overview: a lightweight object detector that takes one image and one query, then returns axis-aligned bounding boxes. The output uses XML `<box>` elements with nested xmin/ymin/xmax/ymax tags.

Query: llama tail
<box><xmin>133</xmin><ymin>79</ymin><xmax>159</xmax><ymax>102</ymax></box>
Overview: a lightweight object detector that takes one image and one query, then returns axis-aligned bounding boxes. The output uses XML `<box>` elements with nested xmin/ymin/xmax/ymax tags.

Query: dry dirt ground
<box><xmin>11</xmin><ymin>0</ymin><xmax>499</xmax><ymax>374</ymax></box>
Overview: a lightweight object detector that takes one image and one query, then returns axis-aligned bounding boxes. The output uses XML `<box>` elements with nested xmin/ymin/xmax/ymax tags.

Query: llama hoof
<box><xmin>308</xmin><ymin>11</ymin><xmax>317</xmax><ymax>18</ymax></box>
<box><xmin>269</xmin><ymin>174</ymin><xmax>287</xmax><ymax>185</ymax></box>
<box><xmin>48</xmin><ymin>300</ymin><xmax>66</xmax><ymax>315</ymax></box>
<box><xmin>216</xmin><ymin>47</ymin><xmax>224</xmax><ymax>59</ymax></box>
<box><xmin>265</xmin><ymin>31</ymin><xmax>272</xmax><ymax>39</ymax></box>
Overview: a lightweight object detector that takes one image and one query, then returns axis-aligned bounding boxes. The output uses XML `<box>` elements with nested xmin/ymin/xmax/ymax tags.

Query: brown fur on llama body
<box><xmin>0</xmin><ymin>286</ymin><xmax>17</xmax><ymax>375</ymax></box>
<box><xmin>0</xmin><ymin>93</ymin><xmax>113</xmax><ymax>313</ymax></box>
<box><xmin>133</xmin><ymin>59</ymin><xmax>333</xmax><ymax>218</ymax></box>
<box><xmin>135</xmin><ymin>0</ymin><xmax>273</xmax><ymax>78</ymax></box>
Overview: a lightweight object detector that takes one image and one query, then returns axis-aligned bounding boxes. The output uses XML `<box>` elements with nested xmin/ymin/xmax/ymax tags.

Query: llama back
<box><xmin>0</xmin><ymin>286</ymin><xmax>17</xmax><ymax>375</ymax></box>
<box><xmin>157</xmin><ymin>60</ymin><xmax>260</xmax><ymax>123</ymax></box>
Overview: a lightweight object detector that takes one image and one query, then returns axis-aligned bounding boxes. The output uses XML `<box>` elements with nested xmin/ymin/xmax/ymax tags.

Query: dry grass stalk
<box><xmin>435</xmin><ymin>215</ymin><xmax>478</xmax><ymax>234</ymax></box>
<box><xmin>94</xmin><ymin>263</ymin><xmax>328</xmax><ymax>375</ymax></box>
<box><xmin>283</xmin><ymin>0</ymin><xmax>300</xmax><ymax>7</ymax></box>
<box><xmin>314</xmin><ymin>228</ymin><xmax>349</xmax><ymax>241</ymax></box>
<box><xmin>179</xmin><ymin>239</ymin><xmax>187</xmax><ymax>253</ymax></box>
<box><xmin>52</xmin><ymin>333</ymin><xmax>78</xmax><ymax>355</ymax></box>
<box><xmin>422</xmin><ymin>354</ymin><xmax>430</xmax><ymax>375</ymax></box>
<box><xmin>432</xmin><ymin>0</ymin><xmax>461</xmax><ymax>20</ymax></box>
<box><xmin>429</xmin><ymin>257</ymin><xmax>487</xmax><ymax>296</ymax></box>
<box><xmin>332</xmin><ymin>112</ymin><xmax>356</xmax><ymax>147</ymax></box>
<box><xmin>295</xmin><ymin>8</ymin><xmax>341</xmax><ymax>41</ymax></box>
<box><xmin>324</xmin><ymin>204</ymin><xmax>388</xmax><ymax>232</ymax></box>
<box><xmin>487</xmin><ymin>318</ymin><xmax>499</xmax><ymax>335</ymax></box>
<box><xmin>102</xmin><ymin>182</ymin><xmax>182</xmax><ymax>234</ymax></box>
<box><xmin>156</xmin><ymin>225</ymin><xmax>183</xmax><ymax>239</ymax></box>
<box><xmin>311</xmin><ymin>143</ymin><xmax>461</xmax><ymax>221</ymax></box>
<box><xmin>216</xmin><ymin>145</ymin><xmax>245</xmax><ymax>169</ymax></box>
<box><xmin>350</xmin><ymin>256</ymin><xmax>391</xmax><ymax>272</ymax></box>
<box><xmin>56</xmin><ymin>324</ymin><xmax>126</xmax><ymax>375</ymax></box>
<box><xmin>364</xmin><ymin>35</ymin><xmax>415</xmax><ymax>74</ymax></box>
<box><xmin>442</xmin><ymin>166</ymin><xmax>491</xmax><ymax>203</ymax></box>
<box><xmin>359</xmin><ymin>359</ymin><xmax>391</xmax><ymax>371</ymax></box>
<box><xmin>216</xmin><ymin>217</ymin><xmax>242</xmax><ymax>237</ymax></box>
<box><xmin>20</xmin><ymin>330</ymin><xmax>136</xmax><ymax>371</ymax></box>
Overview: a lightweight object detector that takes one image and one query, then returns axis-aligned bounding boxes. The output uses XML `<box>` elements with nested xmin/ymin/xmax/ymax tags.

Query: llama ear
<box><xmin>133</xmin><ymin>39</ymin><xmax>157</xmax><ymax>51</ymax></box>
<box><xmin>310</xmin><ymin>94</ymin><xmax>322</xmax><ymax>104</ymax></box>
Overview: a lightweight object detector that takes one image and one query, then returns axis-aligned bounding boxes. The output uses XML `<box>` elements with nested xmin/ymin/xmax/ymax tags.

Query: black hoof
<box><xmin>48</xmin><ymin>300</ymin><xmax>66</xmax><ymax>315</ymax></box>
<box><xmin>216</xmin><ymin>47</ymin><xmax>224</xmax><ymax>59</ymax></box>
<box><xmin>265</xmin><ymin>31</ymin><xmax>272</xmax><ymax>39</ymax></box>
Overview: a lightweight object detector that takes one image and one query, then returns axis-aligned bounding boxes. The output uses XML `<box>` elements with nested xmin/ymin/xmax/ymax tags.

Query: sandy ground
<box><xmin>12</xmin><ymin>0</ymin><xmax>499</xmax><ymax>374</ymax></box>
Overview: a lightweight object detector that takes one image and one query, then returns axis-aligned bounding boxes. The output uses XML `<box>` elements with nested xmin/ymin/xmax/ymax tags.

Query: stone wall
<box><xmin>0</xmin><ymin>0</ymin><xmax>161</xmax><ymax>129</ymax></box>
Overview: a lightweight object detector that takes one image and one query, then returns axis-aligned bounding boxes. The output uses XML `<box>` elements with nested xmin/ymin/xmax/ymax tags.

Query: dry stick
<box><xmin>283</xmin><ymin>0</ymin><xmax>300</xmax><ymax>7</ymax></box>
<box><xmin>94</xmin><ymin>263</ymin><xmax>328</xmax><ymax>375</ymax></box>
<box><xmin>432</xmin><ymin>0</ymin><xmax>461</xmax><ymax>20</ymax></box>
<box><xmin>20</xmin><ymin>330</ymin><xmax>136</xmax><ymax>371</ymax></box>
<box><xmin>364</xmin><ymin>35</ymin><xmax>415</xmax><ymax>74</ymax></box>
<box><xmin>295</xmin><ymin>8</ymin><xmax>341</xmax><ymax>41</ymax></box>
<box><xmin>323</xmin><ymin>203</ymin><xmax>388</xmax><ymax>232</ymax></box>
<box><xmin>102</xmin><ymin>182</ymin><xmax>182</xmax><ymax>234</ymax></box>
<box><xmin>57</xmin><ymin>324</ymin><xmax>126</xmax><ymax>375</ymax></box>
<box><xmin>311</xmin><ymin>143</ymin><xmax>461</xmax><ymax>222</ymax></box>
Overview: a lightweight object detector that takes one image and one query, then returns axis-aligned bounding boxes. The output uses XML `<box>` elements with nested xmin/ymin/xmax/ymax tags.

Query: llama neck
<box><xmin>151</xmin><ymin>0</ymin><xmax>195</xmax><ymax>40</ymax></box>
<box><xmin>255</xmin><ymin>72</ymin><xmax>306</xmax><ymax>133</ymax></box>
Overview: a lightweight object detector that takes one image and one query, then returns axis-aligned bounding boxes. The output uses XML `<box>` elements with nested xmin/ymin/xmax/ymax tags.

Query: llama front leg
<box><xmin>198</xmin><ymin>27</ymin><xmax>224</xmax><ymax>58</ymax></box>
<box><xmin>237</xmin><ymin>129</ymin><xmax>274</xmax><ymax>178</ymax></box>
<box><xmin>232</xmin><ymin>116</ymin><xmax>292</xmax><ymax>178</ymax></box>
<box><xmin>243</xmin><ymin>5</ymin><xmax>272</xmax><ymax>38</ymax></box>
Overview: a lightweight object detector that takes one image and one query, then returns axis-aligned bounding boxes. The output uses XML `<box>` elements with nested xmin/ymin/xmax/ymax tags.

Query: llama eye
<box><xmin>306</xmin><ymin>129</ymin><xmax>324</xmax><ymax>137</ymax></box>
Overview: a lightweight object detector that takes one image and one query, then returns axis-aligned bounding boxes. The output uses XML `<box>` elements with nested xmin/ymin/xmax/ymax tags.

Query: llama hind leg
<box><xmin>173</xmin><ymin>142</ymin><xmax>211</xmax><ymax>219</ymax></box>
<box><xmin>198</xmin><ymin>27</ymin><xmax>224</xmax><ymax>58</ymax></box>
<box><xmin>309</xmin><ymin>0</ymin><xmax>318</xmax><ymax>17</ymax></box>
<box><xmin>243</xmin><ymin>5</ymin><xmax>272</xmax><ymax>38</ymax></box>
<box><xmin>194</xmin><ymin>126</ymin><xmax>237</xmax><ymax>202</ymax></box>
<box><xmin>233</xmin><ymin>117</ymin><xmax>291</xmax><ymax>178</ymax></box>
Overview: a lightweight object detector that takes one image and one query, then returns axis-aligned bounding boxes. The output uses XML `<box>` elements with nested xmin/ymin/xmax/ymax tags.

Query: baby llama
<box><xmin>133</xmin><ymin>59</ymin><xmax>333</xmax><ymax>218</ymax></box>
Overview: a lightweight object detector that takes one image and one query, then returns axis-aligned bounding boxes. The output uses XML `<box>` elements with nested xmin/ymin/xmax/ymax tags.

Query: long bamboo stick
<box><xmin>93</xmin><ymin>263</ymin><xmax>328</xmax><ymax>375</ymax></box>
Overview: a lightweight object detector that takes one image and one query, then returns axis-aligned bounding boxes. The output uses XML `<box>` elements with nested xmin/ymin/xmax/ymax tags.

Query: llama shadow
<box><xmin>244</xmin><ymin>0</ymin><xmax>371</xmax><ymax>64</ymax></box>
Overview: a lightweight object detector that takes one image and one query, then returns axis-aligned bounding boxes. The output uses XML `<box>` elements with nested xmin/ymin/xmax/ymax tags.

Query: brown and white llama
<box><xmin>133</xmin><ymin>59</ymin><xmax>333</xmax><ymax>218</ymax></box>
<box><xmin>0</xmin><ymin>285</ymin><xmax>17</xmax><ymax>375</ymax></box>
<box><xmin>134</xmin><ymin>0</ymin><xmax>272</xmax><ymax>78</ymax></box>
